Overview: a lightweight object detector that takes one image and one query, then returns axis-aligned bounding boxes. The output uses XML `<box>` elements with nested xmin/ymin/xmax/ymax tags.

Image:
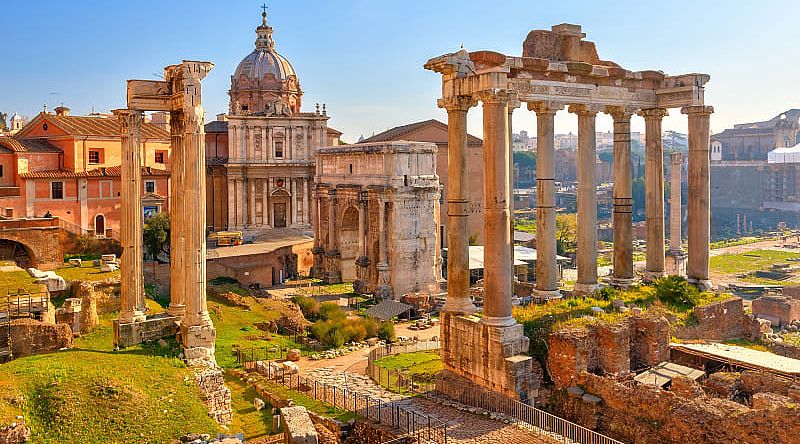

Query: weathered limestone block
<box><xmin>113</xmin><ymin>314</ymin><xmax>179</xmax><ymax>348</ymax></box>
<box><xmin>440</xmin><ymin>313</ymin><xmax>537</xmax><ymax>401</ymax></box>
<box><xmin>281</xmin><ymin>406</ymin><xmax>319</xmax><ymax>444</ymax></box>
<box><xmin>286</xmin><ymin>348</ymin><xmax>302</xmax><ymax>362</ymax></box>
<box><xmin>10</xmin><ymin>319</ymin><xmax>72</xmax><ymax>358</ymax></box>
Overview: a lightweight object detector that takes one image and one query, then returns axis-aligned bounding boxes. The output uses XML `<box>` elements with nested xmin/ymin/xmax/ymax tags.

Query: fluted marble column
<box><xmin>508</xmin><ymin>100</ymin><xmax>519</xmax><ymax>288</ymax></box>
<box><xmin>442</xmin><ymin>96</ymin><xmax>476</xmax><ymax>314</ymax></box>
<box><xmin>640</xmin><ymin>108</ymin><xmax>668</xmax><ymax>281</ymax></box>
<box><xmin>682</xmin><ymin>106</ymin><xmax>714</xmax><ymax>290</ymax></box>
<box><xmin>529</xmin><ymin>101</ymin><xmax>562</xmax><ymax>299</ymax></box>
<box><xmin>115</xmin><ymin>109</ymin><xmax>146</xmax><ymax>323</ymax></box>
<box><xmin>168</xmin><ymin>110</ymin><xmax>186</xmax><ymax>317</ymax></box>
<box><xmin>669</xmin><ymin>152</ymin><xmax>683</xmax><ymax>253</ymax></box>
<box><xmin>571</xmin><ymin>105</ymin><xmax>600</xmax><ymax>295</ymax></box>
<box><xmin>480</xmin><ymin>91</ymin><xmax>514</xmax><ymax>327</ymax></box>
<box><xmin>227</xmin><ymin>178</ymin><xmax>236</xmax><ymax>230</ymax></box>
<box><xmin>608</xmin><ymin>107</ymin><xmax>635</xmax><ymax>288</ymax></box>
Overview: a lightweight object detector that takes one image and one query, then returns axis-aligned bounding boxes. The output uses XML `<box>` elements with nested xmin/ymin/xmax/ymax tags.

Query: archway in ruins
<box><xmin>0</xmin><ymin>239</ymin><xmax>34</xmax><ymax>269</ymax></box>
<box><xmin>340</xmin><ymin>206</ymin><xmax>359</xmax><ymax>281</ymax></box>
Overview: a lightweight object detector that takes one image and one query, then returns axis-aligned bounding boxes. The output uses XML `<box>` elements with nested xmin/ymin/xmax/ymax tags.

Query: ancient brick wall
<box><xmin>194</xmin><ymin>367</ymin><xmax>232</xmax><ymax>424</ymax></box>
<box><xmin>595</xmin><ymin>322</ymin><xmax>630</xmax><ymax>376</ymax></box>
<box><xmin>675</xmin><ymin>297</ymin><xmax>762</xmax><ymax>341</ymax></box>
<box><xmin>630</xmin><ymin>315</ymin><xmax>671</xmax><ymax>369</ymax></box>
<box><xmin>345</xmin><ymin>421</ymin><xmax>401</xmax><ymax>444</ymax></box>
<box><xmin>546</xmin><ymin>328</ymin><xmax>594</xmax><ymax>388</ymax></box>
<box><xmin>752</xmin><ymin>296</ymin><xmax>800</xmax><ymax>326</ymax></box>
<box><xmin>0</xmin><ymin>225</ymin><xmax>63</xmax><ymax>270</ymax></box>
<box><xmin>550</xmin><ymin>372</ymin><xmax>800</xmax><ymax>444</ymax></box>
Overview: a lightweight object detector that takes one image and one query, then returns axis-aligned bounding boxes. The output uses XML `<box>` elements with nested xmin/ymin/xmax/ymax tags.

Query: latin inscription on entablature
<box><xmin>509</xmin><ymin>79</ymin><xmax>660</xmax><ymax>108</ymax></box>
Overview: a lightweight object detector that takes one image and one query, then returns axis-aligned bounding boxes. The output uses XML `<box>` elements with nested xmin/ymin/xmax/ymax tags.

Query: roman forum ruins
<box><xmin>114</xmin><ymin>61</ymin><xmax>218</xmax><ymax>363</ymax></box>
<box><xmin>426</xmin><ymin>24</ymin><xmax>713</xmax><ymax>400</ymax></box>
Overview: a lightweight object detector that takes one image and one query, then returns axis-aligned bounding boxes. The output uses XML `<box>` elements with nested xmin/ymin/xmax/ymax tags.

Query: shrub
<box><xmin>378</xmin><ymin>322</ymin><xmax>396</xmax><ymax>343</ymax></box>
<box><xmin>362</xmin><ymin>317</ymin><xmax>379</xmax><ymax>338</ymax></box>
<box><xmin>596</xmin><ymin>286</ymin><xmax>619</xmax><ymax>301</ymax></box>
<box><xmin>654</xmin><ymin>276</ymin><xmax>701</xmax><ymax>310</ymax></box>
<box><xmin>293</xmin><ymin>296</ymin><xmax>320</xmax><ymax>321</ymax></box>
<box><xmin>319</xmin><ymin>302</ymin><xmax>345</xmax><ymax>321</ymax></box>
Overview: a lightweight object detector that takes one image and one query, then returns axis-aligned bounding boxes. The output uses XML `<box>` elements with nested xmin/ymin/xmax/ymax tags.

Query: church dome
<box><xmin>234</xmin><ymin>46</ymin><xmax>296</xmax><ymax>84</ymax></box>
<box><xmin>229</xmin><ymin>10</ymin><xmax>302</xmax><ymax>116</ymax></box>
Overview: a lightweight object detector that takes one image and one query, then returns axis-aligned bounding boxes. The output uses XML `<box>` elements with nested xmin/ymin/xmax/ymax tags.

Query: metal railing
<box><xmin>367</xmin><ymin>340</ymin><xmax>441</xmax><ymax>393</ymax></box>
<box><xmin>435</xmin><ymin>378</ymin><xmax>624</xmax><ymax>444</ymax></box>
<box><xmin>2</xmin><ymin>291</ymin><xmax>50</xmax><ymax>318</ymax></box>
<box><xmin>244</xmin><ymin>359</ymin><xmax>448</xmax><ymax>443</ymax></box>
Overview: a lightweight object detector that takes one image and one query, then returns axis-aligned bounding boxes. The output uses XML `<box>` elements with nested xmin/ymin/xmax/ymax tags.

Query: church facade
<box><xmin>205</xmin><ymin>11</ymin><xmax>340</xmax><ymax>234</ymax></box>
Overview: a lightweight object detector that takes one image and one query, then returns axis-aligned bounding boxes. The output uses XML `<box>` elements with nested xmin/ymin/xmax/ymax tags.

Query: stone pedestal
<box><xmin>113</xmin><ymin>314</ymin><xmax>180</xmax><ymax>348</ymax></box>
<box><xmin>666</xmin><ymin>250</ymin><xmax>687</xmax><ymax>276</ymax></box>
<box><xmin>310</xmin><ymin>246</ymin><xmax>325</xmax><ymax>278</ymax></box>
<box><xmin>181</xmin><ymin>323</ymin><xmax>217</xmax><ymax>363</ymax></box>
<box><xmin>353</xmin><ymin>255</ymin><xmax>370</xmax><ymax>294</ymax></box>
<box><xmin>375</xmin><ymin>262</ymin><xmax>392</xmax><ymax>300</ymax></box>
<box><xmin>440</xmin><ymin>312</ymin><xmax>537</xmax><ymax>402</ymax></box>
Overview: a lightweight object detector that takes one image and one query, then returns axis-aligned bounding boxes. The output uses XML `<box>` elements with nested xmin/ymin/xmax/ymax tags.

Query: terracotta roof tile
<box><xmin>0</xmin><ymin>137</ymin><xmax>62</xmax><ymax>153</ymax></box>
<box><xmin>43</xmin><ymin>114</ymin><xmax>169</xmax><ymax>139</ymax></box>
<box><xmin>361</xmin><ymin>119</ymin><xmax>482</xmax><ymax>146</ymax></box>
<box><xmin>19</xmin><ymin>166</ymin><xmax>170</xmax><ymax>179</ymax></box>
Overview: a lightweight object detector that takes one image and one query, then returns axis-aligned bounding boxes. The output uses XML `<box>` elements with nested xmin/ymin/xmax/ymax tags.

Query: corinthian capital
<box><xmin>638</xmin><ymin>108</ymin><xmax>669</xmax><ymax>119</ymax></box>
<box><xmin>527</xmin><ymin>100</ymin><xmax>565</xmax><ymax>116</ymax></box>
<box><xmin>681</xmin><ymin>105</ymin><xmax>714</xmax><ymax>116</ymax></box>
<box><xmin>476</xmin><ymin>89</ymin><xmax>514</xmax><ymax>105</ymax></box>
<box><xmin>112</xmin><ymin>109</ymin><xmax>144</xmax><ymax>134</ymax></box>
<box><xmin>605</xmin><ymin>105</ymin><xmax>638</xmax><ymax>122</ymax></box>
<box><xmin>439</xmin><ymin>96</ymin><xmax>475</xmax><ymax>112</ymax></box>
<box><xmin>568</xmin><ymin>104</ymin><xmax>602</xmax><ymax>117</ymax></box>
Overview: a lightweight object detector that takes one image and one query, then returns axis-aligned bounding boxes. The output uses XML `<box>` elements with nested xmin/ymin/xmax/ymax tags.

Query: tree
<box><xmin>555</xmin><ymin>213</ymin><xmax>577</xmax><ymax>255</ymax></box>
<box><xmin>513</xmin><ymin>151</ymin><xmax>537</xmax><ymax>170</ymax></box>
<box><xmin>143</xmin><ymin>212</ymin><xmax>170</xmax><ymax>261</ymax></box>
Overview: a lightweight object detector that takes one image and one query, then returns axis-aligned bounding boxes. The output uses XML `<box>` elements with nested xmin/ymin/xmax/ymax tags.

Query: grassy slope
<box><xmin>373</xmin><ymin>351</ymin><xmax>442</xmax><ymax>379</ymax></box>
<box><xmin>0</xmin><ymin>262</ymin><xmax>120</xmax><ymax>295</ymax></box>
<box><xmin>0</xmin><ymin>304</ymin><xmax>219</xmax><ymax>443</ymax></box>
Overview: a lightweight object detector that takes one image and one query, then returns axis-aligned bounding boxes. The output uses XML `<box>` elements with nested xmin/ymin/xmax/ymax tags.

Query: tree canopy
<box><xmin>143</xmin><ymin>212</ymin><xmax>170</xmax><ymax>261</ymax></box>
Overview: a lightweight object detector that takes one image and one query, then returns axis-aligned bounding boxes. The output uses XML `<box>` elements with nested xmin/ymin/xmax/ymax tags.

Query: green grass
<box><xmin>0</xmin><ymin>269</ymin><xmax>43</xmax><ymax>294</ymax></box>
<box><xmin>723</xmin><ymin>338</ymin><xmax>771</xmax><ymax>352</ymax></box>
<box><xmin>783</xmin><ymin>333</ymin><xmax>800</xmax><ymax>347</ymax></box>
<box><xmin>224</xmin><ymin>374</ymin><xmax>273</xmax><ymax>440</ymax></box>
<box><xmin>0</xmin><ymin>322</ymin><xmax>219</xmax><ymax>443</ymax></box>
<box><xmin>208</xmin><ymin>290</ymin><xmax>307</xmax><ymax>369</ymax></box>
<box><xmin>514</xmin><ymin>219</ymin><xmax>537</xmax><ymax>234</ymax></box>
<box><xmin>709</xmin><ymin>249</ymin><xmax>800</xmax><ymax>275</ymax></box>
<box><xmin>244</xmin><ymin>373</ymin><xmax>357</xmax><ymax>423</ymax></box>
<box><xmin>710</xmin><ymin>236</ymin><xmax>764</xmax><ymax>250</ymax></box>
<box><xmin>373</xmin><ymin>351</ymin><xmax>442</xmax><ymax>381</ymax></box>
<box><xmin>297</xmin><ymin>282</ymin><xmax>355</xmax><ymax>296</ymax></box>
<box><xmin>55</xmin><ymin>262</ymin><xmax>120</xmax><ymax>283</ymax></box>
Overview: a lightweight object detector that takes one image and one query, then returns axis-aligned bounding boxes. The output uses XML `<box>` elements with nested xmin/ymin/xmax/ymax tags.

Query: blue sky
<box><xmin>2</xmin><ymin>1</ymin><xmax>798</xmax><ymax>141</ymax></box>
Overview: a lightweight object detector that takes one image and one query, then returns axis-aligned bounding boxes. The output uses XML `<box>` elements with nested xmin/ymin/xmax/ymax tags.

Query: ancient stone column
<box><xmin>441</xmin><ymin>96</ymin><xmax>476</xmax><ymax>314</ymax></box>
<box><xmin>115</xmin><ymin>109</ymin><xmax>146</xmax><ymax>324</ymax></box>
<box><xmin>508</xmin><ymin>100</ymin><xmax>520</xmax><ymax>289</ymax></box>
<box><xmin>571</xmin><ymin>105</ymin><xmax>600</xmax><ymax>295</ymax></box>
<box><xmin>290</xmin><ymin>177</ymin><xmax>297</xmax><ymax>226</ymax></box>
<box><xmin>682</xmin><ymin>106</ymin><xmax>714</xmax><ymax>290</ymax></box>
<box><xmin>227</xmin><ymin>178</ymin><xmax>236</xmax><ymax>230</ymax></box>
<box><xmin>168</xmin><ymin>110</ymin><xmax>186</xmax><ymax>317</ymax></box>
<box><xmin>480</xmin><ymin>91</ymin><xmax>514</xmax><ymax>327</ymax></box>
<box><xmin>354</xmin><ymin>191</ymin><xmax>370</xmax><ymax>293</ymax></box>
<box><xmin>376</xmin><ymin>198</ymin><xmax>392</xmax><ymax>299</ymax></box>
<box><xmin>640</xmin><ymin>108</ymin><xmax>668</xmax><ymax>281</ymax></box>
<box><xmin>326</xmin><ymin>189</ymin><xmax>342</xmax><ymax>283</ymax></box>
<box><xmin>311</xmin><ymin>190</ymin><xmax>324</xmax><ymax>278</ymax></box>
<box><xmin>608</xmin><ymin>107</ymin><xmax>635</xmax><ymax>288</ymax></box>
<box><xmin>529</xmin><ymin>101</ymin><xmax>562</xmax><ymax>299</ymax></box>
<box><xmin>666</xmin><ymin>152</ymin><xmax>686</xmax><ymax>276</ymax></box>
<box><xmin>249</xmin><ymin>179</ymin><xmax>256</xmax><ymax>226</ymax></box>
<box><xmin>172</xmin><ymin>62</ymin><xmax>216</xmax><ymax>361</ymax></box>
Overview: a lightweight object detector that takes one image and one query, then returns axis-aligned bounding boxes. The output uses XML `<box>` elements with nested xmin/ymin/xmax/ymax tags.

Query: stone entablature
<box><xmin>312</xmin><ymin>142</ymin><xmax>442</xmax><ymax>299</ymax></box>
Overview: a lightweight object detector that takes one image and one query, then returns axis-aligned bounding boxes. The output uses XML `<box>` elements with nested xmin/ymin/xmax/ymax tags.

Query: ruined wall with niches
<box><xmin>675</xmin><ymin>297</ymin><xmax>764</xmax><ymax>341</ymax></box>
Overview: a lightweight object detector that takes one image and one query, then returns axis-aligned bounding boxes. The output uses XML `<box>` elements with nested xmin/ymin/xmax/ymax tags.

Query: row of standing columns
<box><xmin>443</xmin><ymin>93</ymin><xmax>714</xmax><ymax>318</ymax></box>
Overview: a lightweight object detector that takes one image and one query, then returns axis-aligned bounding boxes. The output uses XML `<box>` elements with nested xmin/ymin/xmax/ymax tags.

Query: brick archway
<box><xmin>0</xmin><ymin>220</ymin><xmax>64</xmax><ymax>271</ymax></box>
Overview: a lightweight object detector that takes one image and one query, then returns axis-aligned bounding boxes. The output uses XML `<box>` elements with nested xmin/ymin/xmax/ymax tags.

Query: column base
<box><xmin>119</xmin><ymin>309</ymin><xmax>147</xmax><ymax>325</ymax></box>
<box><xmin>113</xmin><ymin>313</ymin><xmax>180</xmax><ymax>348</ymax></box>
<box><xmin>573</xmin><ymin>282</ymin><xmax>600</xmax><ymax>296</ymax></box>
<box><xmin>642</xmin><ymin>270</ymin><xmax>665</xmax><ymax>283</ymax></box>
<box><xmin>665</xmin><ymin>250</ymin><xmax>687</xmax><ymax>277</ymax></box>
<box><xmin>167</xmin><ymin>304</ymin><xmax>186</xmax><ymax>318</ymax></box>
<box><xmin>442</xmin><ymin>299</ymin><xmax>477</xmax><ymax>315</ymax></box>
<box><xmin>481</xmin><ymin>315</ymin><xmax>517</xmax><ymax>327</ymax></box>
<box><xmin>609</xmin><ymin>277</ymin><xmax>636</xmax><ymax>289</ymax></box>
<box><xmin>181</xmin><ymin>322</ymin><xmax>217</xmax><ymax>365</ymax></box>
<box><xmin>531</xmin><ymin>288</ymin><xmax>562</xmax><ymax>303</ymax></box>
<box><xmin>687</xmin><ymin>277</ymin><xmax>713</xmax><ymax>292</ymax></box>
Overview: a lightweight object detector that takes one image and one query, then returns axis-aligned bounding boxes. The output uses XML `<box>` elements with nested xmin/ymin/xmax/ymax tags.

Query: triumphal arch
<box><xmin>113</xmin><ymin>61</ymin><xmax>217</xmax><ymax>363</ymax></box>
<box><xmin>426</xmin><ymin>24</ymin><xmax>713</xmax><ymax>401</ymax></box>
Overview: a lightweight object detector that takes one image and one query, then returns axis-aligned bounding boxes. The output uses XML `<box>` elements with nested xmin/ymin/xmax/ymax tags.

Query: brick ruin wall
<box><xmin>752</xmin><ymin>296</ymin><xmax>800</xmax><ymax>326</ymax></box>
<box><xmin>675</xmin><ymin>297</ymin><xmax>765</xmax><ymax>341</ymax></box>
<box><xmin>547</xmin><ymin>313</ymin><xmax>670</xmax><ymax>388</ymax></box>
<box><xmin>550</xmin><ymin>372</ymin><xmax>800</xmax><ymax>444</ymax></box>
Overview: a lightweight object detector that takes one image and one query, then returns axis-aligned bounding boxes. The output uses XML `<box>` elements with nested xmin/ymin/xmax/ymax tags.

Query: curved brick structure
<box><xmin>0</xmin><ymin>218</ymin><xmax>64</xmax><ymax>270</ymax></box>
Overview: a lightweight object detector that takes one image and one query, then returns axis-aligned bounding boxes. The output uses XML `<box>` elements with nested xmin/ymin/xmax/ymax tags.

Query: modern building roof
<box><xmin>16</xmin><ymin>113</ymin><xmax>170</xmax><ymax>140</ymax></box>
<box><xmin>364</xmin><ymin>300</ymin><xmax>413</xmax><ymax>321</ymax></box>
<box><xmin>670</xmin><ymin>342</ymin><xmax>800</xmax><ymax>378</ymax></box>
<box><xmin>361</xmin><ymin>119</ymin><xmax>483</xmax><ymax>146</ymax></box>
<box><xmin>0</xmin><ymin>137</ymin><xmax>62</xmax><ymax>153</ymax></box>
<box><xmin>19</xmin><ymin>166</ymin><xmax>170</xmax><ymax>179</ymax></box>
